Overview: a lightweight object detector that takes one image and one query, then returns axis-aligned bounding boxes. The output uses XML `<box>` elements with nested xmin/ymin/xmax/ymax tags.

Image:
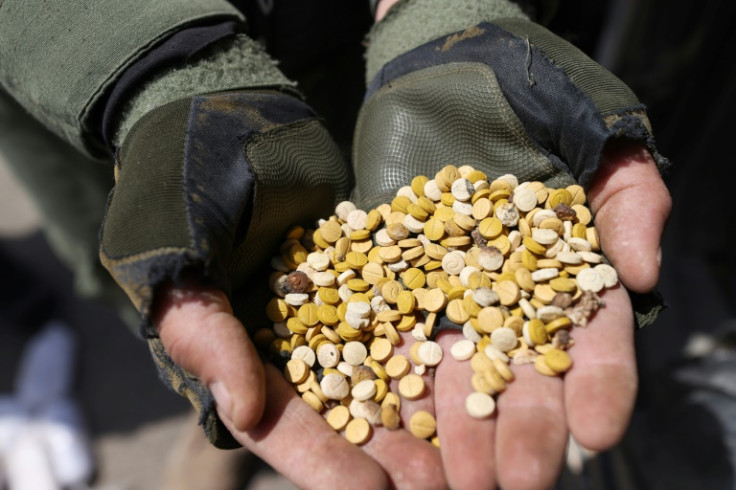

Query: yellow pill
<box><xmin>407</xmin><ymin>203</ymin><xmax>429</xmax><ymax>221</ymax></box>
<box><xmin>379</xmin><ymin>245</ymin><xmax>403</xmax><ymax>263</ymax></box>
<box><xmin>345</xmin><ymin>418</ymin><xmax>372</xmax><ymax>445</ymax></box>
<box><xmin>544</xmin><ymin>348</ymin><xmax>573</xmax><ymax>373</ymax></box>
<box><xmin>381</xmin><ymin>280</ymin><xmax>404</xmax><ymax>304</ymax></box>
<box><xmin>266</xmin><ymin>298</ymin><xmax>290</xmax><ymax>322</ymax></box>
<box><xmin>409</xmin><ymin>410</ymin><xmax>437</xmax><ymax>439</ymax></box>
<box><xmin>489</xmin><ymin>189</ymin><xmax>511</xmax><ymax>202</ymax></box>
<box><xmin>466</xmin><ymin>169</ymin><xmax>487</xmax><ymax>183</ymax></box>
<box><xmin>463</xmin><ymin>295</ymin><xmax>482</xmax><ymax>317</ymax></box>
<box><xmin>346</xmin><ymin>251</ymin><xmax>368</xmax><ymax>269</ymax></box>
<box><xmin>477</xmin><ymin>307</ymin><xmax>504</xmax><ymax>333</ymax></box>
<box><xmin>287</xmin><ymin>317</ymin><xmax>309</xmax><ymax>335</ymax></box>
<box><xmin>534</xmin><ymin>355</ymin><xmax>558</xmax><ymax>377</ymax></box>
<box><xmin>424</xmin><ymin>217</ymin><xmax>445</xmax><ymax>241</ymax></box>
<box><xmin>334</xmin><ymin>261</ymin><xmax>351</xmax><ymax>273</ymax></box>
<box><xmin>385</xmin><ymin>355</ymin><xmax>411</xmax><ymax>379</ymax></box>
<box><xmin>326</xmin><ymin>405</ymin><xmax>351</xmax><ymax>431</ymax></box>
<box><xmin>360</xmin><ymin>261</ymin><xmax>385</xmax><ymax>284</ymax></box>
<box><xmin>446</xmin><ymin>298</ymin><xmax>470</xmax><ymax>324</ymax></box>
<box><xmin>440</xmin><ymin>192</ymin><xmax>456</xmax><ymax>207</ymax></box>
<box><xmin>397</xmin><ymin>290</ymin><xmax>417</xmax><ymax>314</ymax></box>
<box><xmin>566</xmin><ymin>184</ymin><xmax>587</xmax><ymax>206</ymax></box>
<box><xmin>349</xmin><ymin>229</ymin><xmax>370</xmax><ymax>241</ymax></box>
<box><xmin>297</xmin><ymin>303</ymin><xmax>320</xmax><ymax>327</ymax></box>
<box><xmin>370</xmin><ymin>360</ymin><xmax>389</xmax><ymax>382</ymax></box>
<box><xmin>471</xmin><ymin>188</ymin><xmax>491</xmax><ymax>203</ymax></box>
<box><xmin>347</xmin><ymin>278</ymin><xmax>370</xmax><ymax>292</ymax></box>
<box><xmin>370</xmin><ymin>338</ymin><xmax>393</xmax><ymax>363</ymax></box>
<box><xmin>320</xmin><ymin>220</ymin><xmax>343</xmax><ymax>243</ymax></box>
<box><xmin>472</xmin><ymin>198</ymin><xmax>493</xmax><ymax>220</ymax></box>
<box><xmin>402</xmin><ymin>268</ymin><xmax>426</xmax><ymax>290</ymax></box>
<box><xmin>391</xmin><ymin>195</ymin><xmax>412</xmax><ymax>213</ymax></box>
<box><xmin>423</xmin><ymin>288</ymin><xmax>447</xmax><ymax>313</ymax></box>
<box><xmin>434</xmin><ymin>206</ymin><xmax>455</xmax><ymax>222</ymax></box>
<box><xmin>301</xmin><ymin>391</ymin><xmax>324</xmax><ymax>412</ymax></box>
<box><xmin>416</xmin><ymin>196</ymin><xmax>437</xmax><ymax>214</ymax></box>
<box><xmin>478</xmin><ymin>217</ymin><xmax>503</xmax><ymax>240</ymax></box>
<box><xmin>496</xmin><ymin>280</ymin><xmax>521</xmax><ymax>306</ymax></box>
<box><xmin>545</xmin><ymin>316</ymin><xmax>572</xmax><ymax>333</ymax></box>
<box><xmin>515</xmin><ymin>267</ymin><xmax>536</xmax><ymax>292</ymax></box>
<box><xmin>550</xmin><ymin>277</ymin><xmax>577</xmax><ymax>293</ymax></box>
<box><xmin>364</xmin><ymin>209</ymin><xmax>382</xmax><ymax>231</ymax></box>
<box><xmin>548</xmin><ymin>189</ymin><xmax>573</xmax><ymax>208</ymax></box>
<box><xmin>411</xmin><ymin>175</ymin><xmax>429</xmax><ymax>197</ymax></box>
<box><xmin>586</xmin><ymin>227</ymin><xmax>600</xmax><ymax>251</ymax></box>
<box><xmin>399</xmin><ymin>374</ymin><xmax>426</xmax><ymax>401</ymax></box>
<box><xmin>533</xmin><ymin>284</ymin><xmax>557</xmax><ymax>304</ymax></box>
<box><xmin>284</xmin><ymin>359</ymin><xmax>309</xmax><ymax>384</ymax></box>
<box><xmin>396</xmin><ymin>314</ymin><xmax>417</xmax><ymax>332</ymax></box>
<box><xmin>312</xmin><ymin>228</ymin><xmax>330</xmax><ymax>249</ymax></box>
<box><xmin>522</xmin><ymin>236</ymin><xmax>546</xmax><ymax>255</ymax></box>
<box><xmin>528</xmin><ymin>319</ymin><xmax>549</xmax><ymax>345</ymax></box>
<box><xmin>373</xmin><ymin>378</ymin><xmax>388</xmax><ymax>403</ymax></box>
<box><xmin>572</xmin><ymin>222</ymin><xmax>587</xmax><ymax>239</ymax></box>
<box><xmin>487</xmin><ymin>235</ymin><xmax>511</xmax><ymax>256</ymax></box>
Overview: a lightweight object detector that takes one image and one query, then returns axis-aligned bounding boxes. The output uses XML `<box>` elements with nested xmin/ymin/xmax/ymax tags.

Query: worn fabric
<box><xmin>365</xmin><ymin>0</ymin><xmax>528</xmax><ymax>81</ymax></box>
<box><xmin>113</xmin><ymin>34</ymin><xmax>295</xmax><ymax>147</ymax></box>
<box><xmin>0</xmin><ymin>0</ymin><xmax>243</xmax><ymax>157</ymax></box>
<box><xmin>356</xmin><ymin>17</ymin><xmax>669</xmax><ymax>327</ymax></box>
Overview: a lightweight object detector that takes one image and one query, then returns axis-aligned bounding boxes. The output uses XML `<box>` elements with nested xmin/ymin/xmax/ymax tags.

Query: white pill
<box><xmin>466</xmin><ymin>392</ymin><xmax>496</xmax><ymax>419</ymax></box>
<box><xmin>352</xmin><ymin>379</ymin><xmax>378</xmax><ymax>401</ymax></box>
<box><xmin>291</xmin><ymin>345</ymin><xmax>316</xmax><ymax>367</ymax></box>
<box><xmin>321</xmin><ymin>373</ymin><xmax>350</xmax><ymax>400</ymax></box>
<box><xmin>576</xmin><ymin>267</ymin><xmax>604</xmax><ymax>292</ymax></box>
<box><xmin>450</xmin><ymin>340</ymin><xmax>476</xmax><ymax>361</ymax></box>
<box><xmin>490</xmin><ymin>327</ymin><xmax>518</xmax><ymax>352</ymax></box>
<box><xmin>284</xmin><ymin>293</ymin><xmax>309</xmax><ymax>306</ymax></box>
<box><xmin>531</xmin><ymin>268</ymin><xmax>559</xmax><ymax>282</ymax></box>
<box><xmin>532</xmin><ymin>228</ymin><xmax>558</xmax><ymax>245</ymax></box>
<box><xmin>594</xmin><ymin>264</ymin><xmax>619</xmax><ymax>288</ymax></box>
<box><xmin>343</xmin><ymin>341</ymin><xmax>368</xmax><ymax>366</ymax></box>
<box><xmin>418</xmin><ymin>341</ymin><xmax>444</xmax><ymax>366</ymax></box>
<box><xmin>317</xmin><ymin>343</ymin><xmax>341</xmax><ymax>368</ymax></box>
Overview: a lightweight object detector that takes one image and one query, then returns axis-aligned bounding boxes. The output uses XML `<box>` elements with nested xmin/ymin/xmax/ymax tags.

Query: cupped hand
<box><xmin>154</xmin><ymin>284</ymin><xmax>447</xmax><ymax>489</ymax></box>
<box><xmin>418</xmin><ymin>144</ymin><xmax>670</xmax><ymax>489</ymax></box>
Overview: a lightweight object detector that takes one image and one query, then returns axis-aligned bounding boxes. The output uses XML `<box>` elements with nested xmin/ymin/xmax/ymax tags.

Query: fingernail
<box><xmin>209</xmin><ymin>381</ymin><xmax>233</xmax><ymax>422</ymax></box>
<box><xmin>656</xmin><ymin>247</ymin><xmax>662</xmax><ymax>267</ymax></box>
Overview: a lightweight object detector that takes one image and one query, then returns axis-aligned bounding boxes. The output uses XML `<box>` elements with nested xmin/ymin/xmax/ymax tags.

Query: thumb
<box><xmin>153</xmin><ymin>284</ymin><xmax>266</xmax><ymax>432</ymax></box>
<box><xmin>587</xmin><ymin>142</ymin><xmax>672</xmax><ymax>293</ymax></box>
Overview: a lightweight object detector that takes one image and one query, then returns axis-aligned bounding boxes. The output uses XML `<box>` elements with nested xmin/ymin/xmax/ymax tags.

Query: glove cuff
<box><xmin>113</xmin><ymin>34</ymin><xmax>296</xmax><ymax>147</ymax></box>
<box><xmin>365</xmin><ymin>0</ymin><xmax>528</xmax><ymax>82</ymax></box>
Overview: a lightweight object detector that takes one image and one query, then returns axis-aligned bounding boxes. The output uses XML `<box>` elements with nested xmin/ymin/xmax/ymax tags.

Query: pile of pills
<box><xmin>257</xmin><ymin>166</ymin><xmax>618</xmax><ymax>445</ymax></box>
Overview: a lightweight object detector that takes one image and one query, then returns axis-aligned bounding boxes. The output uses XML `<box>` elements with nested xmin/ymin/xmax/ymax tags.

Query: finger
<box><xmin>434</xmin><ymin>330</ymin><xmax>498</xmax><ymax>490</ymax></box>
<box><xmin>362</xmin><ymin>425</ymin><xmax>446</xmax><ymax>489</ymax></box>
<box><xmin>154</xmin><ymin>284</ymin><xmax>265</xmax><ymax>431</ymax></box>
<box><xmin>388</xmin><ymin>332</ymin><xmax>436</xmax><ymax>425</ymax></box>
<box><xmin>224</xmin><ymin>365</ymin><xmax>390</xmax><ymax>490</ymax></box>
<box><xmin>360</xmin><ymin>332</ymin><xmax>447</xmax><ymax>488</ymax></box>
<box><xmin>495</xmin><ymin>365</ymin><xmax>567</xmax><ymax>490</ymax></box>
<box><xmin>563</xmin><ymin>286</ymin><xmax>636</xmax><ymax>451</ymax></box>
<box><xmin>587</xmin><ymin>142</ymin><xmax>672</xmax><ymax>293</ymax></box>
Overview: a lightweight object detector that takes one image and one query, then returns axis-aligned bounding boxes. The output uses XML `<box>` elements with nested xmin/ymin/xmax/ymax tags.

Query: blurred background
<box><xmin>0</xmin><ymin>0</ymin><xmax>734</xmax><ymax>488</ymax></box>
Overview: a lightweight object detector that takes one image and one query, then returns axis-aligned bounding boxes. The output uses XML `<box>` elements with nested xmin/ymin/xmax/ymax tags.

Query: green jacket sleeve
<box><xmin>0</xmin><ymin>0</ymin><xmax>243</xmax><ymax>157</ymax></box>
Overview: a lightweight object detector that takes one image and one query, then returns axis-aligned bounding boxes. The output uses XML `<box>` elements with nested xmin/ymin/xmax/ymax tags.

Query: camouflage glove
<box><xmin>99</xmin><ymin>39</ymin><xmax>351</xmax><ymax>446</ymax></box>
<box><xmin>353</xmin><ymin>0</ymin><xmax>668</xmax><ymax>326</ymax></box>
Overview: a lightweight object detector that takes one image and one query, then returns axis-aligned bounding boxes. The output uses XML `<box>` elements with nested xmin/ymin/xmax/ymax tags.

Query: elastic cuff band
<box><xmin>365</xmin><ymin>0</ymin><xmax>528</xmax><ymax>82</ymax></box>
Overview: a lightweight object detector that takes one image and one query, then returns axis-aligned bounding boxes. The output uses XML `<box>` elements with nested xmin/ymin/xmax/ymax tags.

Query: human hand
<box><xmin>101</xmin><ymin>88</ymin><xmax>450</xmax><ymax>487</ymax></box>
<box><xmin>350</xmin><ymin>4</ymin><xmax>672</xmax><ymax>487</ymax></box>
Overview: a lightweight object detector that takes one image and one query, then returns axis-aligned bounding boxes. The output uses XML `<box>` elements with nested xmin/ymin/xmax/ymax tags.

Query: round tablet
<box><xmin>465</xmin><ymin>392</ymin><xmax>496</xmax><ymax>419</ymax></box>
<box><xmin>345</xmin><ymin>418</ymin><xmax>372</xmax><ymax>445</ymax></box>
<box><xmin>450</xmin><ymin>339</ymin><xmax>476</xmax><ymax>361</ymax></box>
<box><xmin>320</xmin><ymin>373</ymin><xmax>350</xmax><ymax>400</ymax></box>
<box><xmin>418</xmin><ymin>341</ymin><xmax>444</xmax><ymax>366</ymax></box>
<box><xmin>398</xmin><ymin>374</ymin><xmax>426</xmax><ymax>400</ymax></box>
<box><xmin>326</xmin><ymin>405</ymin><xmax>351</xmax><ymax>431</ymax></box>
<box><xmin>409</xmin><ymin>410</ymin><xmax>437</xmax><ymax>439</ymax></box>
<box><xmin>342</xmin><ymin>341</ymin><xmax>368</xmax><ymax>366</ymax></box>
